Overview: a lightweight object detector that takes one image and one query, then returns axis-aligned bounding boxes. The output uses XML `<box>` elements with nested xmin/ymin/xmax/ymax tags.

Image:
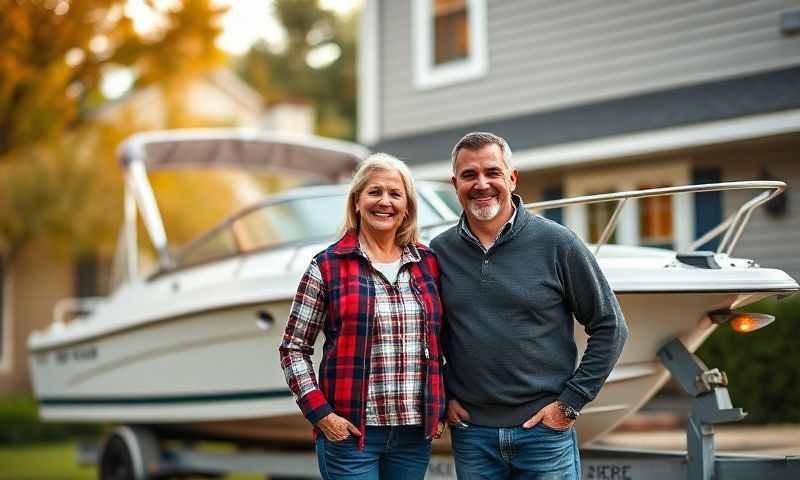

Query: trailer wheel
<box><xmin>98</xmin><ymin>426</ymin><xmax>160</xmax><ymax>480</ymax></box>
<box><xmin>99</xmin><ymin>434</ymin><xmax>136</xmax><ymax>480</ymax></box>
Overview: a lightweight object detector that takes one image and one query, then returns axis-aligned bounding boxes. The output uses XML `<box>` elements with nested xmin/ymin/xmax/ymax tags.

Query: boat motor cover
<box><xmin>118</xmin><ymin>129</ymin><xmax>367</xmax><ymax>181</ymax></box>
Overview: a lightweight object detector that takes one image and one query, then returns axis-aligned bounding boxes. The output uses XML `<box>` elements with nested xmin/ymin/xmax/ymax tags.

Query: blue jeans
<box><xmin>315</xmin><ymin>425</ymin><xmax>432</xmax><ymax>480</ymax></box>
<box><xmin>450</xmin><ymin>422</ymin><xmax>581</xmax><ymax>479</ymax></box>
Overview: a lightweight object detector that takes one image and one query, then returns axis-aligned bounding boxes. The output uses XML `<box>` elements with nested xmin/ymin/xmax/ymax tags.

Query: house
<box><xmin>92</xmin><ymin>68</ymin><xmax>266</xmax><ymax>129</ymax></box>
<box><xmin>0</xmin><ymin>69</ymin><xmax>314</xmax><ymax>395</ymax></box>
<box><xmin>358</xmin><ymin>0</ymin><xmax>800</xmax><ymax>279</ymax></box>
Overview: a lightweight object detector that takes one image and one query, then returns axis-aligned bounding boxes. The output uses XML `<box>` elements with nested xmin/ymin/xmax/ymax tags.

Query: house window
<box><xmin>564</xmin><ymin>161</ymin><xmax>693</xmax><ymax>251</ymax></box>
<box><xmin>434</xmin><ymin>0</ymin><xmax>469</xmax><ymax>65</ymax></box>
<box><xmin>541</xmin><ymin>186</ymin><xmax>564</xmax><ymax>225</ymax></box>
<box><xmin>693</xmin><ymin>167</ymin><xmax>722</xmax><ymax>251</ymax></box>
<box><xmin>638</xmin><ymin>184</ymin><xmax>674</xmax><ymax>248</ymax></box>
<box><xmin>74</xmin><ymin>254</ymin><xmax>99</xmax><ymax>298</ymax></box>
<box><xmin>413</xmin><ymin>0</ymin><xmax>487</xmax><ymax>90</ymax></box>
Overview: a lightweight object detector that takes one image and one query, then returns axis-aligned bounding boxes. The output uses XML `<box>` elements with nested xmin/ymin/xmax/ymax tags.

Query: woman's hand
<box><xmin>317</xmin><ymin>412</ymin><xmax>362</xmax><ymax>442</ymax></box>
<box><xmin>446</xmin><ymin>399</ymin><xmax>471</xmax><ymax>426</ymax></box>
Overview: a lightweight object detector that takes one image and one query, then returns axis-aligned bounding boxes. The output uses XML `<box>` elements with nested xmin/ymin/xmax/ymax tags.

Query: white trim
<box><xmin>564</xmin><ymin>162</ymin><xmax>693</xmax><ymax>250</ymax></box>
<box><xmin>411</xmin><ymin>108</ymin><xmax>800</xmax><ymax>180</ymax></box>
<box><xmin>357</xmin><ymin>0</ymin><xmax>380</xmax><ymax>144</ymax></box>
<box><xmin>0</xmin><ymin>260</ymin><xmax>13</xmax><ymax>373</ymax></box>
<box><xmin>412</xmin><ymin>0</ymin><xmax>488</xmax><ymax>90</ymax></box>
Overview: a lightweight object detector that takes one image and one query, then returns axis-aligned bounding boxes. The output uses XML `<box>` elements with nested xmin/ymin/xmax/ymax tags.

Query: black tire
<box><xmin>99</xmin><ymin>434</ymin><xmax>136</xmax><ymax>480</ymax></box>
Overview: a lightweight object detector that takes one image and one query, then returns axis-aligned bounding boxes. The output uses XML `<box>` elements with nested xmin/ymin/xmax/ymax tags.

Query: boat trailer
<box><xmin>578</xmin><ymin>338</ymin><xmax>798</xmax><ymax>480</ymax></box>
<box><xmin>85</xmin><ymin>337</ymin><xmax>798</xmax><ymax>480</ymax></box>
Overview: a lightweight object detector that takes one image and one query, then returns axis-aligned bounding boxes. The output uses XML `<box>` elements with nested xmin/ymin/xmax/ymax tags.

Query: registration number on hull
<box><xmin>35</xmin><ymin>345</ymin><xmax>98</xmax><ymax>365</ymax></box>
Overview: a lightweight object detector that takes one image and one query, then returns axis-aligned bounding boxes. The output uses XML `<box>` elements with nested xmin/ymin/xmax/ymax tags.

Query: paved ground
<box><xmin>594</xmin><ymin>394</ymin><xmax>800</xmax><ymax>456</ymax></box>
<box><xmin>595</xmin><ymin>424</ymin><xmax>800</xmax><ymax>456</ymax></box>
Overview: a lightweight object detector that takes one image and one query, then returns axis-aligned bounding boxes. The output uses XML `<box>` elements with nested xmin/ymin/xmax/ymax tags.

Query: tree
<box><xmin>236</xmin><ymin>0</ymin><xmax>358</xmax><ymax>139</ymax></box>
<box><xmin>0</xmin><ymin>0</ymin><xmax>227</xmax><ymax>158</ymax></box>
<box><xmin>0</xmin><ymin>0</ymin><xmax>230</xmax><ymax>264</ymax></box>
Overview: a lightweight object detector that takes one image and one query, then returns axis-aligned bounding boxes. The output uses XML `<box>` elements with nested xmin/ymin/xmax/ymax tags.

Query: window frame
<box><xmin>412</xmin><ymin>0</ymin><xmax>488</xmax><ymax>90</ymax></box>
<box><xmin>563</xmin><ymin>161</ymin><xmax>694</xmax><ymax>251</ymax></box>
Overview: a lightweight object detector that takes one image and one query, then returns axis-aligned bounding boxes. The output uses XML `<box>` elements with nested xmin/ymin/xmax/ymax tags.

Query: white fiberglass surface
<box><xmin>593</xmin><ymin>244</ymin><xmax>675</xmax><ymax>259</ymax></box>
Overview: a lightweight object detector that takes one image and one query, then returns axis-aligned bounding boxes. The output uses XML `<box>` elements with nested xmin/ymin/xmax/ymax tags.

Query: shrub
<box><xmin>0</xmin><ymin>395</ymin><xmax>104</xmax><ymax>445</ymax></box>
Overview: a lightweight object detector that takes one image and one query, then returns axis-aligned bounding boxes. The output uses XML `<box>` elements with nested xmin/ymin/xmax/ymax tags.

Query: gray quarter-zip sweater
<box><xmin>430</xmin><ymin>195</ymin><xmax>628</xmax><ymax>427</ymax></box>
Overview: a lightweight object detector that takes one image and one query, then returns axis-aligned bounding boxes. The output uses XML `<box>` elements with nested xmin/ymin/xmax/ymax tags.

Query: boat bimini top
<box><xmin>116</xmin><ymin>128</ymin><xmax>369</xmax><ymax>277</ymax></box>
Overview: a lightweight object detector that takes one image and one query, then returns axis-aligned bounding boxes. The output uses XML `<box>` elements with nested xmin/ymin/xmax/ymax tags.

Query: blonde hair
<box><xmin>343</xmin><ymin>153</ymin><xmax>420</xmax><ymax>246</ymax></box>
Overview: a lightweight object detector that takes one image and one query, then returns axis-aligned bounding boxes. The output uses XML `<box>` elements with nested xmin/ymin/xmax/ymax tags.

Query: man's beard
<box><xmin>469</xmin><ymin>196</ymin><xmax>501</xmax><ymax>221</ymax></box>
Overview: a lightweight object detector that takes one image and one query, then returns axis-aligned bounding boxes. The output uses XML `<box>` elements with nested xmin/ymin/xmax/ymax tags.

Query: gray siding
<box><xmin>721</xmin><ymin>155</ymin><xmax>800</xmax><ymax>282</ymax></box>
<box><xmin>512</xmin><ymin>139</ymin><xmax>800</xmax><ymax>280</ymax></box>
<box><xmin>380</xmin><ymin>0</ymin><xmax>800</xmax><ymax>139</ymax></box>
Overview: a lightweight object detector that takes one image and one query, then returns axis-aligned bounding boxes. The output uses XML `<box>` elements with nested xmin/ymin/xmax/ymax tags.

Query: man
<box><xmin>430</xmin><ymin>132</ymin><xmax>628</xmax><ymax>479</ymax></box>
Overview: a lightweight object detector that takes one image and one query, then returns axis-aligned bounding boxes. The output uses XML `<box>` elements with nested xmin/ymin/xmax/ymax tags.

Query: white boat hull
<box><xmin>29</xmin><ymin>278</ymin><xmax>783</xmax><ymax>446</ymax></box>
<box><xmin>30</xmin><ymin>301</ymin><xmax>307</xmax><ymax>423</ymax></box>
<box><xmin>574</xmin><ymin>291</ymin><xmax>754</xmax><ymax>444</ymax></box>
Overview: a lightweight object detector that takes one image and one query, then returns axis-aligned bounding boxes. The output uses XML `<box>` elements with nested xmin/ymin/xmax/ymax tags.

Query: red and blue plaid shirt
<box><xmin>279</xmin><ymin>230</ymin><xmax>446</xmax><ymax>447</ymax></box>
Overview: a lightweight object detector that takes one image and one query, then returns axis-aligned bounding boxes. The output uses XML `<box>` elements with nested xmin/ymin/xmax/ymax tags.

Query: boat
<box><xmin>27</xmin><ymin>129</ymin><xmax>799</xmax><ymax>450</ymax></box>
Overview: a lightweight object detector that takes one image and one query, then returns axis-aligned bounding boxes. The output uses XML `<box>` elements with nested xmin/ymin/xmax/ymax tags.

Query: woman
<box><xmin>279</xmin><ymin>153</ymin><xmax>446</xmax><ymax>480</ymax></box>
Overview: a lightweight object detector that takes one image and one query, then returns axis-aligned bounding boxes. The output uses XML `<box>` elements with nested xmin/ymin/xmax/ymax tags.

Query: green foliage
<box><xmin>0</xmin><ymin>123</ymin><xmax>131</xmax><ymax>260</ymax></box>
<box><xmin>236</xmin><ymin>0</ymin><xmax>358</xmax><ymax>139</ymax></box>
<box><xmin>0</xmin><ymin>396</ymin><xmax>103</xmax><ymax>446</ymax></box>
<box><xmin>698</xmin><ymin>294</ymin><xmax>800</xmax><ymax>423</ymax></box>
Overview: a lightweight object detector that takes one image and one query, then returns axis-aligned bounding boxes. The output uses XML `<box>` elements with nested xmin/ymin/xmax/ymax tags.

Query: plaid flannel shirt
<box><xmin>279</xmin><ymin>230</ymin><xmax>446</xmax><ymax>448</ymax></box>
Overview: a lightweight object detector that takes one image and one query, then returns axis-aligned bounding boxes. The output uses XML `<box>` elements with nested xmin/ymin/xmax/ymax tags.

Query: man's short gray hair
<box><xmin>450</xmin><ymin>132</ymin><xmax>514</xmax><ymax>173</ymax></box>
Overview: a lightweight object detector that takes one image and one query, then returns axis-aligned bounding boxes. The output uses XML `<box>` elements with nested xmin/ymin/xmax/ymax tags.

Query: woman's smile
<box><xmin>357</xmin><ymin>169</ymin><xmax>408</xmax><ymax>235</ymax></box>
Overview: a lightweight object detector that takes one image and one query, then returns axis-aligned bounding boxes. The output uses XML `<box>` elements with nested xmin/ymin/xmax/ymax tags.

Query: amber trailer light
<box><xmin>709</xmin><ymin>311</ymin><xmax>775</xmax><ymax>334</ymax></box>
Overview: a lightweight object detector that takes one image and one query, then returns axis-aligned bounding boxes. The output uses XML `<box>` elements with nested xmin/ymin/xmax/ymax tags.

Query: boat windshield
<box><xmin>175</xmin><ymin>191</ymin><xmax>455</xmax><ymax>269</ymax></box>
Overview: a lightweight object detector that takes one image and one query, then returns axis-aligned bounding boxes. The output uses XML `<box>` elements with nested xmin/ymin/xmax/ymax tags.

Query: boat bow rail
<box><xmin>523</xmin><ymin>181</ymin><xmax>786</xmax><ymax>256</ymax></box>
<box><xmin>419</xmin><ymin>181</ymin><xmax>787</xmax><ymax>259</ymax></box>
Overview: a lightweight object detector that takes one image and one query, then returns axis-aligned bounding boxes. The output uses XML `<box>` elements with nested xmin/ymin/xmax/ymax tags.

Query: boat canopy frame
<box><xmin>114</xmin><ymin>128</ymin><xmax>369</xmax><ymax>283</ymax></box>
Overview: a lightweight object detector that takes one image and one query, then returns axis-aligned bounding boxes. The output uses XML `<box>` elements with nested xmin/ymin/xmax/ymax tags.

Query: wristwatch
<box><xmin>557</xmin><ymin>401</ymin><xmax>581</xmax><ymax>420</ymax></box>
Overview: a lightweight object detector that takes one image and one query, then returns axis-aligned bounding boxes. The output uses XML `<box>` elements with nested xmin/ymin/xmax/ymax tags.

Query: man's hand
<box><xmin>317</xmin><ymin>412</ymin><xmax>362</xmax><ymax>442</ymax></box>
<box><xmin>446</xmin><ymin>399</ymin><xmax>471</xmax><ymax>425</ymax></box>
<box><xmin>522</xmin><ymin>401</ymin><xmax>574</xmax><ymax>431</ymax></box>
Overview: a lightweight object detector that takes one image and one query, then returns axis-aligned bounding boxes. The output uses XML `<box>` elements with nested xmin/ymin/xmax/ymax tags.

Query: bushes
<box><xmin>0</xmin><ymin>395</ymin><xmax>104</xmax><ymax>445</ymax></box>
<box><xmin>697</xmin><ymin>294</ymin><xmax>800</xmax><ymax>423</ymax></box>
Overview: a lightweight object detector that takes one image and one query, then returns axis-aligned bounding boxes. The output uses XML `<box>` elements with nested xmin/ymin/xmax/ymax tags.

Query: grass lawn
<box><xmin>0</xmin><ymin>441</ymin><xmax>275</xmax><ymax>480</ymax></box>
<box><xmin>0</xmin><ymin>441</ymin><xmax>94</xmax><ymax>480</ymax></box>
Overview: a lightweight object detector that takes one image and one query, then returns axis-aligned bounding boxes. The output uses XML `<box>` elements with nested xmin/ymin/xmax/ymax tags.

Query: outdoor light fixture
<box><xmin>708</xmin><ymin>310</ymin><xmax>775</xmax><ymax>334</ymax></box>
